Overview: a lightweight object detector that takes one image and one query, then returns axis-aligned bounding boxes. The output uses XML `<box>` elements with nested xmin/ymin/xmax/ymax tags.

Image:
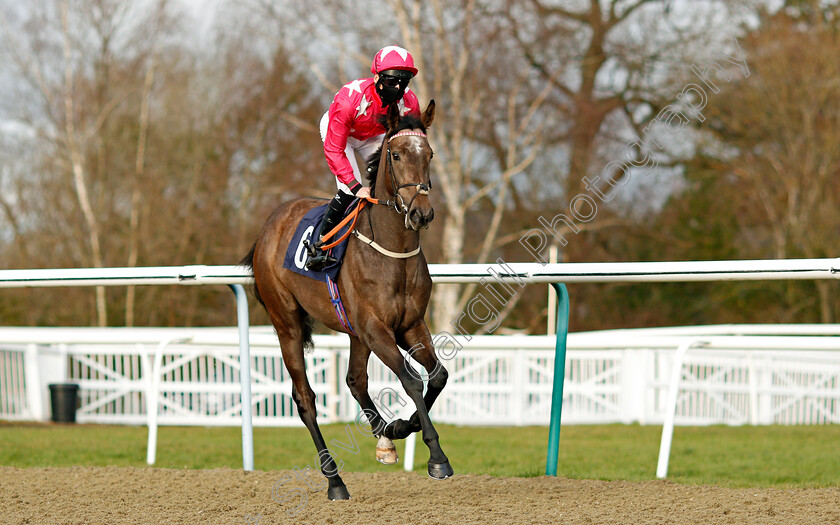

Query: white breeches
<box><xmin>320</xmin><ymin>112</ymin><xmax>384</xmax><ymax>195</ymax></box>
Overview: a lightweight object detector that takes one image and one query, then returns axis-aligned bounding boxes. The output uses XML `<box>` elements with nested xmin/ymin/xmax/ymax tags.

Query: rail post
<box><xmin>545</xmin><ymin>283</ymin><xmax>569</xmax><ymax>476</ymax></box>
<box><xmin>229</xmin><ymin>284</ymin><xmax>254</xmax><ymax>471</ymax></box>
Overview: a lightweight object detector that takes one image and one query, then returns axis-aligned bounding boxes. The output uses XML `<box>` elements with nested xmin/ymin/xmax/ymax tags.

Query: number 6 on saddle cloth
<box><xmin>283</xmin><ymin>201</ymin><xmax>357</xmax><ymax>333</ymax></box>
<box><xmin>283</xmin><ymin>201</ymin><xmax>356</xmax><ymax>282</ymax></box>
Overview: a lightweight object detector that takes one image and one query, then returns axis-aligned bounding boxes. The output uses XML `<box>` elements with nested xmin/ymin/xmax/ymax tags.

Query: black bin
<box><xmin>49</xmin><ymin>383</ymin><xmax>80</xmax><ymax>423</ymax></box>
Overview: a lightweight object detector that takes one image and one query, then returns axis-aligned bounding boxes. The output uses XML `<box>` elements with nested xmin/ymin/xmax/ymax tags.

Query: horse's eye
<box><xmin>392</xmin><ymin>152</ymin><xmax>400</xmax><ymax>161</ymax></box>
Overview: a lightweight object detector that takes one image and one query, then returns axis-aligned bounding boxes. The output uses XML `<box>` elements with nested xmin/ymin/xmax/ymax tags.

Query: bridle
<box><xmin>383</xmin><ymin>130</ymin><xmax>432</xmax><ymax>215</ymax></box>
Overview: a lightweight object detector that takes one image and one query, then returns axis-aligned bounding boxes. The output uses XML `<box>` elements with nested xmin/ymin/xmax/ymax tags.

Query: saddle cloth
<box><xmin>282</xmin><ymin>202</ymin><xmax>353</xmax><ymax>283</ymax></box>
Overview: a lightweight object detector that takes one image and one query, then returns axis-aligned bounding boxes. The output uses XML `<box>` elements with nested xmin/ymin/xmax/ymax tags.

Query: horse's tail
<box><xmin>239</xmin><ymin>242</ymin><xmax>264</xmax><ymax>307</ymax></box>
<box><xmin>300</xmin><ymin>312</ymin><xmax>314</xmax><ymax>352</ymax></box>
<box><xmin>240</xmin><ymin>239</ymin><xmax>314</xmax><ymax>351</ymax></box>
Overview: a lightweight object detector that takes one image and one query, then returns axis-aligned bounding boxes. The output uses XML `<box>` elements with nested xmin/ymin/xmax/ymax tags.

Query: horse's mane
<box><xmin>364</xmin><ymin>112</ymin><xmax>427</xmax><ymax>194</ymax></box>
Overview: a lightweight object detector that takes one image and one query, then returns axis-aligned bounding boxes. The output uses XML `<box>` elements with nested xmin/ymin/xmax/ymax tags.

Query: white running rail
<box><xmin>1</xmin><ymin>259</ymin><xmax>839</xmax><ymax>474</ymax></box>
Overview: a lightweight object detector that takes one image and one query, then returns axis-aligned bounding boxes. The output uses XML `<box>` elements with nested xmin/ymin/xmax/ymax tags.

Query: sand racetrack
<box><xmin>2</xmin><ymin>466</ymin><xmax>839</xmax><ymax>524</ymax></box>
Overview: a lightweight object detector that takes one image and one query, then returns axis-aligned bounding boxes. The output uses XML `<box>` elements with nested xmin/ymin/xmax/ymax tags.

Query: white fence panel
<box><xmin>0</xmin><ymin>346</ymin><xmax>29</xmax><ymax>420</ymax></box>
<box><xmin>2</xmin><ymin>327</ymin><xmax>839</xmax><ymax>427</ymax></box>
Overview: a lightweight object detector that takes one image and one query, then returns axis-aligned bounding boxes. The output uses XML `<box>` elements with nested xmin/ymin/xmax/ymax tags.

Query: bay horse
<box><xmin>242</xmin><ymin>101</ymin><xmax>452</xmax><ymax>500</ymax></box>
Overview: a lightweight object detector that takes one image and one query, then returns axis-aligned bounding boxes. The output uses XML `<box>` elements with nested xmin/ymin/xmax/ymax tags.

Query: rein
<box><xmin>315</xmin><ymin>197</ymin><xmax>393</xmax><ymax>250</ymax></box>
<box><xmin>317</xmin><ymin>129</ymin><xmax>432</xmax><ymax>258</ymax></box>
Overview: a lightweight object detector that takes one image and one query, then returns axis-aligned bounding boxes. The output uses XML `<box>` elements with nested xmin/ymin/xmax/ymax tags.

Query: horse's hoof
<box><xmin>327</xmin><ymin>484</ymin><xmax>351</xmax><ymax>500</ymax></box>
<box><xmin>376</xmin><ymin>436</ymin><xmax>399</xmax><ymax>465</ymax></box>
<box><xmin>427</xmin><ymin>461</ymin><xmax>454</xmax><ymax>480</ymax></box>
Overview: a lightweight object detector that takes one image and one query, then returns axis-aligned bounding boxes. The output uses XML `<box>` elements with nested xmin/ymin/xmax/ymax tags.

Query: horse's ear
<box><xmin>421</xmin><ymin>99</ymin><xmax>435</xmax><ymax>129</ymax></box>
<box><xmin>386</xmin><ymin>102</ymin><xmax>401</xmax><ymax>130</ymax></box>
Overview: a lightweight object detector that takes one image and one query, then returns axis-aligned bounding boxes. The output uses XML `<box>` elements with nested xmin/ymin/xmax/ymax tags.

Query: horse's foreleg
<box><xmin>392</xmin><ymin>322</ymin><xmax>449</xmax><ymax>437</ymax></box>
<box><xmin>345</xmin><ymin>336</ymin><xmax>398</xmax><ymax>464</ymax></box>
<box><xmin>360</xmin><ymin>322</ymin><xmax>453</xmax><ymax>479</ymax></box>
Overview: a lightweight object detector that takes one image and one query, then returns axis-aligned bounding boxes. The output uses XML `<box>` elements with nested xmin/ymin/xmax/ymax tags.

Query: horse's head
<box><xmin>373</xmin><ymin>100</ymin><xmax>436</xmax><ymax>231</ymax></box>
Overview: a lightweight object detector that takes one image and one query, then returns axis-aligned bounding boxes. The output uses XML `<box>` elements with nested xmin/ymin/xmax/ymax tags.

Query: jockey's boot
<box><xmin>305</xmin><ymin>191</ymin><xmax>356</xmax><ymax>271</ymax></box>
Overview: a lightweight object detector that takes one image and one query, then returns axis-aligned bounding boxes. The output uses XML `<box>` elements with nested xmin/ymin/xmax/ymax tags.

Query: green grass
<box><xmin>2</xmin><ymin>421</ymin><xmax>839</xmax><ymax>488</ymax></box>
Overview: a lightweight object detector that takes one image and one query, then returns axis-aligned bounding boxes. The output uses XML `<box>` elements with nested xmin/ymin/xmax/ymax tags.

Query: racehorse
<box><xmin>241</xmin><ymin>101</ymin><xmax>452</xmax><ymax>500</ymax></box>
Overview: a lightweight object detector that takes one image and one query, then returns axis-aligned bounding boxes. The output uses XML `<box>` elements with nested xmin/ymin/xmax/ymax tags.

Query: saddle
<box><xmin>281</xmin><ymin>202</ymin><xmax>354</xmax><ymax>282</ymax></box>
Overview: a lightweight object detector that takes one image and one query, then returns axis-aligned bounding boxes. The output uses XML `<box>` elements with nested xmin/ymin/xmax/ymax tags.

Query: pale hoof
<box><xmin>375</xmin><ymin>436</ymin><xmax>399</xmax><ymax>465</ymax></box>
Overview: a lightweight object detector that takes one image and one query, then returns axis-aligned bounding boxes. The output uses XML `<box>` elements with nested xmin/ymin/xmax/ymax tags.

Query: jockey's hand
<box><xmin>355</xmin><ymin>186</ymin><xmax>372</xmax><ymax>200</ymax></box>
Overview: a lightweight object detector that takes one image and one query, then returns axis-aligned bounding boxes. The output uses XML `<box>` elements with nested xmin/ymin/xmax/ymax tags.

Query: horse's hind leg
<box><xmin>271</xmin><ymin>313</ymin><xmax>350</xmax><ymax>500</ymax></box>
<box><xmin>345</xmin><ymin>336</ymin><xmax>398</xmax><ymax>464</ymax></box>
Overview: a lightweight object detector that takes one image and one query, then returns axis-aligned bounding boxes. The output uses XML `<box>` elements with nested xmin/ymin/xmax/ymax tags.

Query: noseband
<box><xmin>385</xmin><ymin>130</ymin><xmax>432</xmax><ymax>215</ymax></box>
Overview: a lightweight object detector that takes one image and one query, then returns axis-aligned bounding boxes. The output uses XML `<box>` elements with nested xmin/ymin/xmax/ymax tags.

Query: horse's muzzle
<box><xmin>407</xmin><ymin>206</ymin><xmax>434</xmax><ymax>230</ymax></box>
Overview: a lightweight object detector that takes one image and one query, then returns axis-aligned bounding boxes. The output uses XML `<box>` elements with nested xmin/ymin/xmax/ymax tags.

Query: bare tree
<box><xmin>125</xmin><ymin>57</ymin><xmax>156</xmax><ymax>326</ymax></box>
<box><xmin>698</xmin><ymin>8</ymin><xmax>840</xmax><ymax>322</ymax></box>
<box><xmin>505</xmin><ymin>0</ymin><xmax>743</xmax><ymax>215</ymax></box>
<box><xmin>0</xmin><ymin>1</ymin><xmax>333</xmax><ymax>327</ymax></box>
<box><xmin>0</xmin><ymin>0</ymin><xmax>176</xmax><ymax>325</ymax></box>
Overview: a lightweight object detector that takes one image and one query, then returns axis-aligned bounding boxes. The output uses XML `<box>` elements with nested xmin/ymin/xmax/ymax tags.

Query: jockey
<box><xmin>305</xmin><ymin>45</ymin><xmax>421</xmax><ymax>271</ymax></box>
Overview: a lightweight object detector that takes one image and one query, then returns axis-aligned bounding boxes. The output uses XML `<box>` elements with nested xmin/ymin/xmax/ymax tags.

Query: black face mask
<box><xmin>376</xmin><ymin>74</ymin><xmax>409</xmax><ymax>106</ymax></box>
